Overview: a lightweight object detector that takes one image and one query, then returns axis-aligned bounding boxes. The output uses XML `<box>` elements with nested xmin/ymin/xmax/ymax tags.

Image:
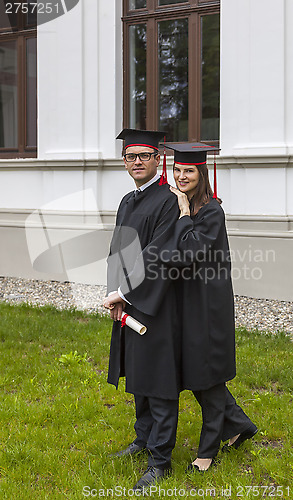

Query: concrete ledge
<box><xmin>0</xmin><ymin>209</ymin><xmax>116</xmax><ymax>230</ymax></box>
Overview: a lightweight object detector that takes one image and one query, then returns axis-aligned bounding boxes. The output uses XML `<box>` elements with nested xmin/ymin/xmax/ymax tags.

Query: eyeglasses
<box><xmin>124</xmin><ymin>152</ymin><xmax>158</xmax><ymax>163</ymax></box>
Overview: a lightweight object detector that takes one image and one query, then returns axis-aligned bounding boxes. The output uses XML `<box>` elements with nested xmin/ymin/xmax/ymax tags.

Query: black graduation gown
<box><xmin>107</xmin><ymin>180</ymin><xmax>182</xmax><ymax>400</ymax></box>
<box><xmin>161</xmin><ymin>197</ymin><xmax>236</xmax><ymax>391</ymax></box>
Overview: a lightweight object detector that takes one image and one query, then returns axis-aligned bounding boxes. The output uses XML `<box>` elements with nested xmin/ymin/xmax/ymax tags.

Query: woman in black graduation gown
<box><xmin>163</xmin><ymin>143</ymin><xmax>258</xmax><ymax>472</ymax></box>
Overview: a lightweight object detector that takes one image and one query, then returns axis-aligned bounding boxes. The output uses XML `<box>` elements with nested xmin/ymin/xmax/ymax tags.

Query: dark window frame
<box><xmin>123</xmin><ymin>0</ymin><xmax>220</xmax><ymax>147</ymax></box>
<box><xmin>0</xmin><ymin>11</ymin><xmax>37</xmax><ymax>159</ymax></box>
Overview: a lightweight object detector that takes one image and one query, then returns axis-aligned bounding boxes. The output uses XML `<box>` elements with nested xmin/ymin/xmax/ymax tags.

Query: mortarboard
<box><xmin>165</xmin><ymin>142</ymin><xmax>219</xmax><ymax>198</ymax></box>
<box><xmin>116</xmin><ymin>128</ymin><xmax>165</xmax><ymax>151</ymax></box>
<box><xmin>117</xmin><ymin>128</ymin><xmax>168</xmax><ymax>185</ymax></box>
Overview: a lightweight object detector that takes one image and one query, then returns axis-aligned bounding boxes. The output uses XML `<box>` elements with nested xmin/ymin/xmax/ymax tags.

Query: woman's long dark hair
<box><xmin>184</xmin><ymin>163</ymin><xmax>222</xmax><ymax>216</ymax></box>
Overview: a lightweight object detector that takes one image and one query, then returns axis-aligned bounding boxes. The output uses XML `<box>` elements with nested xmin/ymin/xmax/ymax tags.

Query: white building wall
<box><xmin>220</xmin><ymin>0</ymin><xmax>293</xmax><ymax>299</ymax></box>
<box><xmin>221</xmin><ymin>0</ymin><xmax>291</xmax><ymax>157</ymax></box>
<box><xmin>0</xmin><ymin>0</ymin><xmax>293</xmax><ymax>301</ymax></box>
<box><xmin>285</xmin><ymin>0</ymin><xmax>293</xmax><ymax>150</ymax></box>
<box><xmin>0</xmin><ymin>0</ymin><xmax>125</xmax><ymax>286</ymax></box>
<box><xmin>38</xmin><ymin>0</ymin><xmax>123</xmax><ymax>161</ymax></box>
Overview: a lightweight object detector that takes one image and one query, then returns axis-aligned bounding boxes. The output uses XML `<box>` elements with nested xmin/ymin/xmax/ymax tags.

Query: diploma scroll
<box><xmin>121</xmin><ymin>312</ymin><xmax>147</xmax><ymax>335</ymax></box>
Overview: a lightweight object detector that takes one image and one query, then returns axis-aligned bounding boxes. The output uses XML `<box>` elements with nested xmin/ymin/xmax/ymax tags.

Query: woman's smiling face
<box><xmin>173</xmin><ymin>163</ymin><xmax>200</xmax><ymax>199</ymax></box>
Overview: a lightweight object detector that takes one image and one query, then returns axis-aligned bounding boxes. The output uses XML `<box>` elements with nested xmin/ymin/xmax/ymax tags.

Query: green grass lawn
<box><xmin>0</xmin><ymin>302</ymin><xmax>292</xmax><ymax>499</ymax></box>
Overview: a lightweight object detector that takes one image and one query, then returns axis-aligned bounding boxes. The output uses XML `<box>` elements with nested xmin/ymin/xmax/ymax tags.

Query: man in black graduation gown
<box><xmin>103</xmin><ymin>129</ymin><xmax>181</xmax><ymax>491</ymax></box>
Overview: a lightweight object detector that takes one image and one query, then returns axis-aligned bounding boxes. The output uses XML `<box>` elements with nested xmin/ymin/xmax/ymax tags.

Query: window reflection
<box><xmin>129</xmin><ymin>24</ymin><xmax>147</xmax><ymax>130</ymax></box>
<box><xmin>26</xmin><ymin>38</ymin><xmax>37</xmax><ymax>148</ymax></box>
<box><xmin>129</xmin><ymin>0</ymin><xmax>146</xmax><ymax>9</ymax></box>
<box><xmin>201</xmin><ymin>14</ymin><xmax>220</xmax><ymax>141</ymax></box>
<box><xmin>158</xmin><ymin>19</ymin><xmax>188</xmax><ymax>142</ymax></box>
<box><xmin>0</xmin><ymin>41</ymin><xmax>18</xmax><ymax>148</ymax></box>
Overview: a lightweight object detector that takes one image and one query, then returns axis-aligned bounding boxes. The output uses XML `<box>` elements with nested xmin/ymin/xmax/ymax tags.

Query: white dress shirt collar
<box><xmin>135</xmin><ymin>173</ymin><xmax>160</xmax><ymax>192</ymax></box>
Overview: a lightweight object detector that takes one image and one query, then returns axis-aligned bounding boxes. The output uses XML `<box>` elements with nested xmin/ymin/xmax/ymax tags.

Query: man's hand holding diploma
<box><xmin>103</xmin><ymin>292</ymin><xmax>126</xmax><ymax>321</ymax></box>
<box><xmin>103</xmin><ymin>292</ymin><xmax>147</xmax><ymax>335</ymax></box>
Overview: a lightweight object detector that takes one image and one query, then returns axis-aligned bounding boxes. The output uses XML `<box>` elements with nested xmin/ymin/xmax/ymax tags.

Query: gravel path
<box><xmin>0</xmin><ymin>277</ymin><xmax>292</xmax><ymax>336</ymax></box>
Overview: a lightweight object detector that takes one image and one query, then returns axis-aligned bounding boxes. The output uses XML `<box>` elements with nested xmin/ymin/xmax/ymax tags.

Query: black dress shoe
<box><xmin>110</xmin><ymin>441</ymin><xmax>146</xmax><ymax>458</ymax></box>
<box><xmin>133</xmin><ymin>466</ymin><xmax>171</xmax><ymax>491</ymax></box>
<box><xmin>185</xmin><ymin>458</ymin><xmax>216</xmax><ymax>474</ymax></box>
<box><xmin>222</xmin><ymin>424</ymin><xmax>258</xmax><ymax>452</ymax></box>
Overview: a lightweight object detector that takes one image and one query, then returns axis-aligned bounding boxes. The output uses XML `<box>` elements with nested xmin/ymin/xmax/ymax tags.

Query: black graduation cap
<box><xmin>116</xmin><ymin>128</ymin><xmax>165</xmax><ymax>151</ymax></box>
<box><xmin>164</xmin><ymin>142</ymin><xmax>218</xmax><ymax>165</ymax></box>
<box><xmin>165</xmin><ymin>142</ymin><xmax>220</xmax><ymax>198</ymax></box>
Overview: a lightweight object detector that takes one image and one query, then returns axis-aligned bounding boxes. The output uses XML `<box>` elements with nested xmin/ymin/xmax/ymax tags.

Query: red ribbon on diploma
<box><xmin>121</xmin><ymin>314</ymin><xmax>129</xmax><ymax>328</ymax></box>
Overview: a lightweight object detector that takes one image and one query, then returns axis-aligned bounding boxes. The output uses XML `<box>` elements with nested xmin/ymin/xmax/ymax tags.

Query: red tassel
<box><xmin>159</xmin><ymin>136</ymin><xmax>168</xmax><ymax>185</ymax></box>
<box><xmin>121</xmin><ymin>313</ymin><xmax>129</xmax><ymax>328</ymax></box>
<box><xmin>213</xmin><ymin>153</ymin><xmax>217</xmax><ymax>199</ymax></box>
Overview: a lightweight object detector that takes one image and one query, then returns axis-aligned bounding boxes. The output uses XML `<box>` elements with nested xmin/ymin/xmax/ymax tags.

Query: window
<box><xmin>123</xmin><ymin>0</ymin><xmax>220</xmax><ymax>145</ymax></box>
<box><xmin>0</xmin><ymin>1</ymin><xmax>37</xmax><ymax>158</ymax></box>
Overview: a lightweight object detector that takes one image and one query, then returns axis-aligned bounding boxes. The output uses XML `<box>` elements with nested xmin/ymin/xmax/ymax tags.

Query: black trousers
<box><xmin>133</xmin><ymin>394</ymin><xmax>178</xmax><ymax>469</ymax></box>
<box><xmin>193</xmin><ymin>383</ymin><xmax>254</xmax><ymax>458</ymax></box>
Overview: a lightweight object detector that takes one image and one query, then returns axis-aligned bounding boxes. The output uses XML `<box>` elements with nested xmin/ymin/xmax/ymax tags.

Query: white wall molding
<box><xmin>1</xmin><ymin>155</ymin><xmax>293</xmax><ymax>170</ymax></box>
<box><xmin>0</xmin><ymin>158</ymin><xmax>124</xmax><ymax>170</ymax></box>
<box><xmin>215</xmin><ymin>156</ymin><xmax>293</xmax><ymax>168</ymax></box>
<box><xmin>1</xmin><ymin>208</ymin><xmax>293</xmax><ymax>238</ymax></box>
<box><xmin>0</xmin><ymin>208</ymin><xmax>115</xmax><ymax>231</ymax></box>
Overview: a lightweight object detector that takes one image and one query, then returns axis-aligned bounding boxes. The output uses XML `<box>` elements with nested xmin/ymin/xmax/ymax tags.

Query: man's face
<box><xmin>123</xmin><ymin>146</ymin><xmax>160</xmax><ymax>187</ymax></box>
